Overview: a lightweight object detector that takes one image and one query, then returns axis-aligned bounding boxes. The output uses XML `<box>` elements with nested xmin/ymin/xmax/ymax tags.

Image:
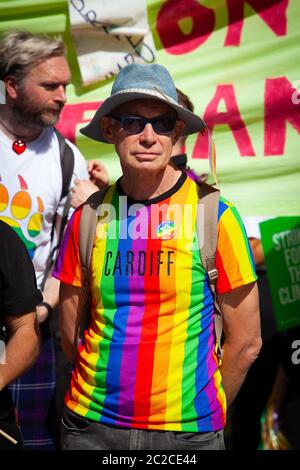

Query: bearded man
<box><xmin>0</xmin><ymin>30</ymin><xmax>88</xmax><ymax>449</ymax></box>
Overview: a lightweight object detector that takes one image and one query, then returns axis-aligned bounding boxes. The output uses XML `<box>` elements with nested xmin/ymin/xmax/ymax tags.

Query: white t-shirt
<box><xmin>0</xmin><ymin>127</ymin><xmax>88</xmax><ymax>287</ymax></box>
<box><xmin>242</xmin><ymin>215</ymin><xmax>274</xmax><ymax>271</ymax></box>
<box><xmin>242</xmin><ymin>216</ymin><xmax>274</xmax><ymax>240</ymax></box>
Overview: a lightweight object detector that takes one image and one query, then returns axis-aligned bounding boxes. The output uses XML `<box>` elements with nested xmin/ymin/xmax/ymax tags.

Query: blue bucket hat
<box><xmin>80</xmin><ymin>63</ymin><xmax>207</xmax><ymax>143</ymax></box>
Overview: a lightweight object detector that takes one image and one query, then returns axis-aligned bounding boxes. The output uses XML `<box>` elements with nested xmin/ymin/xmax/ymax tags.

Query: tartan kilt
<box><xmin>9</xmin><ymin>320</ymin><xmax>56</xmax><ymax>450</ymax></box>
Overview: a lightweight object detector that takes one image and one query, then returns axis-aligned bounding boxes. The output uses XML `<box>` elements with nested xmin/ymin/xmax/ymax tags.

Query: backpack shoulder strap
<box><xmin>40</xmin><ymin>129</ymin><xmax>75</xmax><ymax>290</ymax></box>
<box><xmin>54</xmin><ymin>128</ymin><xmax>75</xmax><ymax>255</ymax></box>
<box><xmin>54</xmin><ymin>128</ymin><xmax>75</xmax><ymax>200</ymax></box>
<box><xmin>197</xmin><ymin>182</ymin><xmax>220</xmax><ymax>281</ymax></box>
<box><xmin>197</xmin><ymin>182</ymin><xmax>223</xmax><ymax>358</ymax></box>
<box><xmin>79</xmin><ymin>187</ymin><xmax>109</xmax><ymax>287</ymax></box>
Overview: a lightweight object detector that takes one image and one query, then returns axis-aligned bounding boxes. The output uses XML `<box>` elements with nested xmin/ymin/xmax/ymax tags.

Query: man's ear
<box><xmin>101</xmin><ymin>116</ymin><xmax>116</xmax><ymax>143</ymax></box>
<box><xmin>172</xmin><ymin>119</ymin><xmax>186</xmax><ymax>145</ymax></box>
<box><xmin>4</xmin><ymin>76</ymin><xmax>19</xmax><ymax>100</ymax></box>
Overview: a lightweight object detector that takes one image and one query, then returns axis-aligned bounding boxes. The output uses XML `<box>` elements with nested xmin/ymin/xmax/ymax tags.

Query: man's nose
<box><xmin>139</xmin><ymin>122</ymin><xmax>157</xmax><ymax>144</ymax></box>
<box><xmin>54</xmin><ymin>85</ymin><xmax>67</xmax><ymax>104</ymax></box>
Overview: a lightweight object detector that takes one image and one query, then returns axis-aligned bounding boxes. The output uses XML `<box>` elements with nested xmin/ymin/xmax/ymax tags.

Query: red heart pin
<box><xmin>12</xmin><ymin>140</ymin><xmax>27</xmax><ymax>155</ymax></box>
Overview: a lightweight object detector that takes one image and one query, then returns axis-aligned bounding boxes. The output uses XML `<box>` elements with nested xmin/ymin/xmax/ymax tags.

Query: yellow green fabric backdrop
<box><xmin>1</xmin><ymin>0</ymin><xmax>300</xmax><ymax>216</ymax></box>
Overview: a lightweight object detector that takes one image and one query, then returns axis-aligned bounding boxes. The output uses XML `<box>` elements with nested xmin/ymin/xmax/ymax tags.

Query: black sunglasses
<box><xmin>109</xmin><ymin>112</ymin><xmax>178</xmax><ymax>135</ymax></box>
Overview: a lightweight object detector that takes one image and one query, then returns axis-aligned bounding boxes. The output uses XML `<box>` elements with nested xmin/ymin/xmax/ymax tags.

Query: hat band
<box><xmin>112</xmin><ymin>87</ymin><xmax>179</xmax><ymax>106</ymax></box>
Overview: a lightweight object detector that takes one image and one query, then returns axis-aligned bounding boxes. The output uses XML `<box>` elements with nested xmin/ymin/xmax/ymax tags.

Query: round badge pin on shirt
<box><xmin>156</xmin><ymin>221</ymin><xmax>176</xmax><ymax>240</ymax></box>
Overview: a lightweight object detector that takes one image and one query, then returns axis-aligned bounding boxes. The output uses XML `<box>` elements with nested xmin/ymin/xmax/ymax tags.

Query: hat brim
<box><xmin>80</xmin><ymin>90</ymin><xmax>207</xmax><ymax>143</ymax></box>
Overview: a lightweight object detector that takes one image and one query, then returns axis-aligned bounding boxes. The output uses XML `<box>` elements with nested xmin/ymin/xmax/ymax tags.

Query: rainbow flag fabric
<box><xmin>53</xmin><ymin>173</ymin><xmax>257</xmax><ymax>432</ymax></box>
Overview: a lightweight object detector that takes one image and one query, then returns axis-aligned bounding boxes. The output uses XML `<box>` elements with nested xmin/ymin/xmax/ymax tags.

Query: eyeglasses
<box><xmin>109</xmin><ymin>113</ymin><xmax>178</xmax><ymax>135</ymax></box>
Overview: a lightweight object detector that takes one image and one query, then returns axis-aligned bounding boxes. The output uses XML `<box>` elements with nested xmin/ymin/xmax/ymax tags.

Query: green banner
<box><xmin>260</xmin><ymin>217</ymin><xmax>300</xmax><ymax>331</ymax></box>
<box><xmin>1</xmin><ymin>0</ymin><xmax>300</xmax><ymax>216</ymax></box>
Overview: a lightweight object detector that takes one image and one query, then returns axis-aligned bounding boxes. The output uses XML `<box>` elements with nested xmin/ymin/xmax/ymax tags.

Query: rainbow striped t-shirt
<box><xmin>53</xmin><ymin>173</ymin><xmax>257</xmax><ymax>432</ymax></box>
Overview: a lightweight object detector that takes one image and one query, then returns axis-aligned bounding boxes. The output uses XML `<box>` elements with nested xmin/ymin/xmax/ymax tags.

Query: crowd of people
<box><xmin>0</xmin><ymin>30</ymin><xmax>298</xmax><ymax>451</ymax></box>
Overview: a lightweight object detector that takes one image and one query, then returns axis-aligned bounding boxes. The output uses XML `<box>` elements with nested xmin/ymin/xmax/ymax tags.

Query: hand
<box><xmin>87</xmin><ymin>160</ymin><xmax>109</xmax><ymax>188</ymax></box>
<box><xmin>70</xmin><ymin>179</ymin><xmax>98</xmax><ymax>208</ymax></box>
<box><xmin>36</xmin><ymin>304</ymin><xmax>49</xmax><ymax>324</ymax></box>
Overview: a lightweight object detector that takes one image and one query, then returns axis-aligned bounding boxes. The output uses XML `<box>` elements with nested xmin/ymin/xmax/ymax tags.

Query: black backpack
<box><xmin>40</xmin><ymin>129</ymin><xmax>74</xmax><ymax>289</ymax></box>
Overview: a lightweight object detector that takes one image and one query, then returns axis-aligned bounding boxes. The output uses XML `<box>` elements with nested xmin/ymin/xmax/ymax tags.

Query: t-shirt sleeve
<box><xmin>0</xmin><ymin>223</ymin><xmax>43</xmax><ymax>316</ymax></box>
<box><xmin>52</xmin><ymin>205</ymin><xmax>83</xmax><ymax>287</ymax></box>
<box><xmin>216</xmin><ymin>198</ymin><xmax>257</xmax><ymax>295</ymax></box>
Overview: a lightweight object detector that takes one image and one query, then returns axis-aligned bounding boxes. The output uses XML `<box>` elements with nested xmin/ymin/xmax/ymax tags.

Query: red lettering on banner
<box><xmin>192</xmin><ymin>84</ymin><xmax>255</xmax><ymax>160</ymax></box>
<box><xmin>225</xmin><ymin>0</ymin><xmax>288</xmax><ymax>46</ymax></box>
<box><xmin>156</xmin><ymin>0</ymin><xmax>215</xmax><ymax>55</ymax></box>
<box><xmin>264</xmin><ymin>77</ymin><xmax>300</xmax><ymax>156</ymax></box>
<box><xmin>156</xmin><ymin>0</ymin><xmax>288</xmax><ymax>54</ymax></box>
<box><xmin>56</xmin><ymin>101</ymin><xmax>102</xmax><ymax>143</ymax></box>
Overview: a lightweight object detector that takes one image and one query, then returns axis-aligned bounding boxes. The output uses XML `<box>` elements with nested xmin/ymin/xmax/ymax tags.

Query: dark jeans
<box><xmin>61</xmin><ymin>407</ymin><xmax>225</xmax><ymax>450</ymax></box>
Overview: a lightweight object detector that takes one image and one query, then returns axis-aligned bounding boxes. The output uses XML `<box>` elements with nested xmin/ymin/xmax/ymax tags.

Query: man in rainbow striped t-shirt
<box><xmin>53</xmin><ymin>63</ymin><xmax>262</xmax><ymax>450</ymax></box>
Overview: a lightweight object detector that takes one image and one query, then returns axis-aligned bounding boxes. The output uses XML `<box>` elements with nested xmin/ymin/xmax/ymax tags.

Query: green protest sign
<box><xmin>260</xmin><ymin>217</ymin><xmax>300</xmax><ymax>331</ymax></box>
